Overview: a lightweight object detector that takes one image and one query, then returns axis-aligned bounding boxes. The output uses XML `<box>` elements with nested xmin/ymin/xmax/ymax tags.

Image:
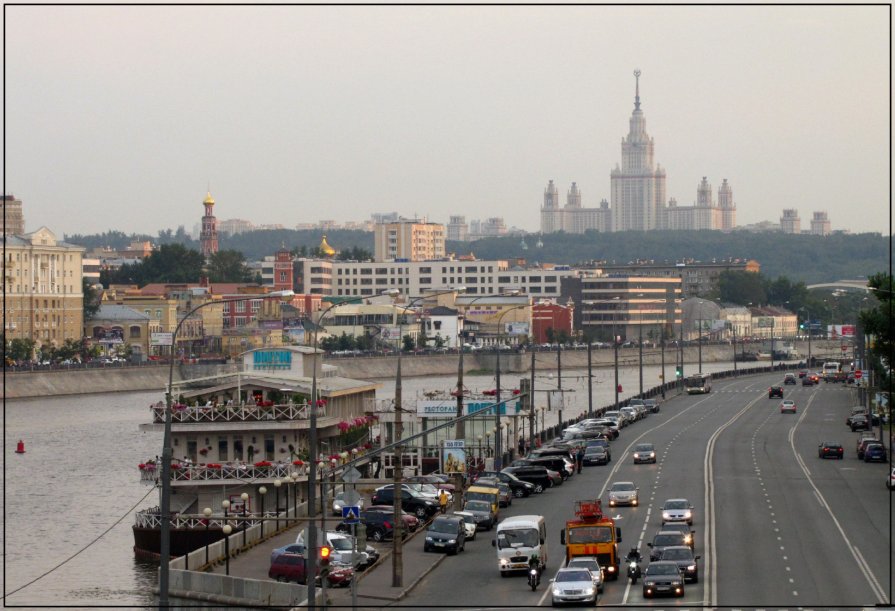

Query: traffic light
<box><xmin>319</xmin><ymin>545</ymin><xmax>332</xmax><ymax>580</ymax></box>
<box><xmin>675</xmin><ymin>366</ymin><xmax>683</xmax><ymax>378</ymax></box>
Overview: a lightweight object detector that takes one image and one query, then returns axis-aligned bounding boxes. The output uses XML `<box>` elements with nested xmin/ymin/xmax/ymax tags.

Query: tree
<box><xmin>83</xmin><ymin>278</ymin><xmax>101</xmax><ymax>320</ymax></box>
<box><xmin>337</xmin><ymin>246</ymin><xmax>373</xmax><ymax>261</ymax></box>
<box><xmin>8</xmin><ymin>338</ymin><xmax>36</xmax><ymax>362</ymax></box>
<box><xmin>718</xmin><ymin>270</ymin><xmax>767</xmax><ymax>306</ymax></box>
<box><xmin>104</xmin><ymin>243</ymin><xmax>206</xmax><ymax>285</ymax></box>
<box><xmin>402</xmin><ymin>334</ymin><xmax>415</xmax><ymax>352</ymax></box>
<box><xmin>858</xmin><ymin>272</ymin><xmax>894</xmax><ymax>389</ymax></box>
<box><xmin>206</xmin><ymin>250</ymin><xmax>253</xmax><ymax>283</ymax></box>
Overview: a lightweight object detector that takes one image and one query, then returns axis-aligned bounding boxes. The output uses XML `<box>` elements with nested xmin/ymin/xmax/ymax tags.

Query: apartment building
<box><xmin>373</xmin><ymin>218</ymin><xmax>446</xmax><ymax>262</ymax></box>
<box><xmin>1</xmin><ymin>194</ymin><xmax>25</xmax><ymax>235</ymax></box>
<box><xmin>3</xmin><ymin>227</ymin><xmax>85</xmax><ymax>348</ymax></box>
<box><xmin>591</xmin><ymin>259</ymin><xmax>759</xmax><ymax>298</ymax></box>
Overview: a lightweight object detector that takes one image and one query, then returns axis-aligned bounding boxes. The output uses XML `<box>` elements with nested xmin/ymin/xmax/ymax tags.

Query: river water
<box><xmin>3</xmin><ymin>358</ymin><xmax>761</xmax><ymax>606</ymax></box>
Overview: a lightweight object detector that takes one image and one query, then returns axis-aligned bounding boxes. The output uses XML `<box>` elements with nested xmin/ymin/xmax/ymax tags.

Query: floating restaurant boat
<box><xmin>133</xmin><ymin>346</ymin><xmax>380</xmax><ymax>559</ymax></box>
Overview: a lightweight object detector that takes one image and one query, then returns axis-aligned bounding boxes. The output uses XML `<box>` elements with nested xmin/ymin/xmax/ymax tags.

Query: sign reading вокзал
<box><xmin>150</xmin><ymin>332</ymin><xmax>174</xmax><ymax>346</ymax></box>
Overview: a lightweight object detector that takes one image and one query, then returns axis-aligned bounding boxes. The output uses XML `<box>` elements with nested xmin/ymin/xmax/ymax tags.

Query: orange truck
<box><xmin>559</xmin><ymin>499</ymin><xmax>622</xmax><ymax>579</ymax></box>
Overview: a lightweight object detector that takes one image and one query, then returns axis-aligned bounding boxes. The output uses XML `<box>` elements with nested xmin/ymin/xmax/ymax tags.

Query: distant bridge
<box><xmin>806</xmin><ymin>279</ymin><xmax>870</xmax><ymax>292</ymax></box>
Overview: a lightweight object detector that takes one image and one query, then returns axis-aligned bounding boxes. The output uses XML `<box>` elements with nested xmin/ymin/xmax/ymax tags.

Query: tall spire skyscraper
<box><xmin>610</xmin><ymin>69</ymin><xmax>667</xmax><ymax>231</ymax></box>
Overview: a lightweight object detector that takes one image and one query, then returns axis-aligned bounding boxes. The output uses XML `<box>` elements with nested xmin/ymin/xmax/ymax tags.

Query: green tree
<box><xmin>105</xmin><ymin>243</ymin><xmax>206</xmax><ymax>285</ymax></box>
<box><xmin>858</xmin><ymin>273</ymin><xmax>893</xmax><ymax>389</ymax></box>
<box><xmin>83</xmin><ymin>278</ymin><xmax>101</xmax><ymax>320</ymax></box>
<box><xmin>719</xmin><ymin>270</ymin><xmax>767</xmax><ymax>306</ymax></box>
<box><xmin>8</xmin><ymin>338</ymin><xmax>36</xmax><ymax>362</ymax></box>
<box><xmin>402</xmin><ymin>334</ymin><xmax>415</xmax><ymax>352</ymax></box>
<box><xmin>206</xmin><ymin>250</ymin><xmax>253</xmax><ymax>283</ymax></box>
<box><xmin>336</xmin><ymin>246</ymin><xmax>373</xmax><ymax>261</ymax></box>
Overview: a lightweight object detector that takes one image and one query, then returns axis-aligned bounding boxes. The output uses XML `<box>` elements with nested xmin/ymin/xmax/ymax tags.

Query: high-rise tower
<box><xmin>610</xmin><ymin>70</ymin><xmax>667</xmax><ymax>232</ymax></box>
<box><xmin>717</xmin><ymin>179</ymin><xmax>736</xmax><ymax>231</ymax></box>
<box><xmin>540</xmin><ymin>180</ymin><xmax>563</xmax><ymax>233</ymax></box>
<box><xmin>200</xmin><ymin>191</ymin><xmax>219</xmax><ymax>256</ymax></box>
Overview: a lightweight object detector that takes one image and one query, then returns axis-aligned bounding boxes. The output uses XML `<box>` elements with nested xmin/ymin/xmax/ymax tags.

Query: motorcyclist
<box><xmin>528</xmin><ymin>552</ymin><xmax>542</xmax><ymax>586</ymax></box>
<box><xmin>625</xmin><ymin>547</ymin><xmax>643</xmax><ymax>582</ymax></box>
<box><xmin>626</xmin><ymin>547</ymin><xmax>643</xmax><ymax>563</ymax></box>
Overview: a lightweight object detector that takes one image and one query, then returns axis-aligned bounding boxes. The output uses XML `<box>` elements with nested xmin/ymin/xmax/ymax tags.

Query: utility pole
<box><xmin>392</xmin><ymin>350</ymin><xmax>404</xmax><ymax>588</ymax></box>
<box><xmin>587</xmin><ymin>341</ymin><xmax>593</xmax><ymax>418</ymax></box>
<box><xmin>557</xmin><ymin>344</ymin><xmax>563</xmax><ymax>428</ymax></box>
<box><xmin>530</xmin><ymin>349</ymin><xmax>536</xmax><ymax>448</ymax></box>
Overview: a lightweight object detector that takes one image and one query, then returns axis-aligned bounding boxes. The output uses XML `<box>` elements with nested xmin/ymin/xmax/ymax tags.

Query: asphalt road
<box><xmin>396</xmin><ymin>372</ymin><xmax>892</xmax><ymax>608</ymax></box>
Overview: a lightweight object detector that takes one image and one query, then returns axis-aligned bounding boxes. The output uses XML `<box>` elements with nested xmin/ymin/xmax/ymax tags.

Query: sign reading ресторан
<box><xmin>416</xmin><ymin>399</ymin><xmax>522</xmax><ymax>416</ymax></box>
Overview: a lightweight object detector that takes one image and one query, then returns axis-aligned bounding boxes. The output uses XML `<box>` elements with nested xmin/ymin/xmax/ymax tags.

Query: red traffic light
<box><xmin>320</xmin><ymin>545</ymin><xmax>332</xmax><ymax>560</ymax></box>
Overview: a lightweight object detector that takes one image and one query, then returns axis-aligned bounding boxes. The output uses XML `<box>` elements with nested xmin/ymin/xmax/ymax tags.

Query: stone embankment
<box><xmin>4</xmin><ymin>339</ymin><xmax>838</xmax><ymax>399</ymax></box>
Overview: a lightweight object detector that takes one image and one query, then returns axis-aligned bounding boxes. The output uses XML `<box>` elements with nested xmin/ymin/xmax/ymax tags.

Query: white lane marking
<box><xmin>786</xmin><ymin>394</ymin><xmax>887</xmax><ymax>604</ymax></box>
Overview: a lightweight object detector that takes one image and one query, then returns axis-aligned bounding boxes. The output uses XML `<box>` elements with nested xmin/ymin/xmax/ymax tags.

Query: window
<box><xmin>218</xmin><ymin>437</ymin><xmax>229</xmax><ymax>461</ymax></box>
<box><xmin>420</xmin><ymin>277</ymin><xmax>431</xmax><ymax>284</ymax></box>
<box><xmin>420</xmin><ymin>267</ymin><xmax>431</xmax><ymax>274</ymax></box>
<box><xmin>129</xmin><ymin>325</ymin><xmax>142</xmax><ymax>338</ymax></box>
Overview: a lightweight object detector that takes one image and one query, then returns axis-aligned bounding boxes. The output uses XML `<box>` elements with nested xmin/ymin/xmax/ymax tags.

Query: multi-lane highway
<box><xmin>399</xmin><ymin>372</ymin><xmax>892</xmax><ymax>608</ymax></box>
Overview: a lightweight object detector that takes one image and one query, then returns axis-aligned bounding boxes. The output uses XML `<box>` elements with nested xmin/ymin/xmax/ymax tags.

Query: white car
<box><xmin>452</xmin><ymin>510</ymin><xmax>478</xmax><ymax>541</ymax></box>
<box><xmin>661</xmin><ymin>498</ymin><xmax>694</xmax><ymax>525</ymax></box>
<box><xmin>887</xmin><ymin>467</ymin><xmax>895</xmax><ymax>491</ymax></box>
<box><xmin>566</xmin><ymin>556</ymin><xmax>604</xmax><ymax>593</ymax></box>
<box><xmin>332</xmin><ymin>491</ymin><xmax>365</xmax><ymax>516</ymax></box>
<box><xmin>608</xmin><ymin>481</ymin><xmax>639</xmax><ymax>506</ymax></box>
<box><xmin>780</xmin><ymin>399</ymin><xmax>797</xmax><ymax>414</ymax></box>
<box><xmin>551</xmin><ymin>567</ymin><xmax>598</xmax><ymax>606</ymax></box>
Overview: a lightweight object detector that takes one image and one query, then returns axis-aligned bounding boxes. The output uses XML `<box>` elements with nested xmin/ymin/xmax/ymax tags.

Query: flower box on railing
<box><xmin>170</xmin><ymin>463</ymin><xmax>183</xmax><ymax>470</ymax></box>
<box><xmin>254</xmin><ymin>460</ymin><xmax>272</xmax><ymax>467</ymax></box>
<box><xmin>292</xmin><ymin>459</ymin><xmax>305</xmax><ymax>466</ymax></box>
<box><xmin>206</xmin><ymin>463</ymin><xmax>222</xmax><ymax>469</ymax></box>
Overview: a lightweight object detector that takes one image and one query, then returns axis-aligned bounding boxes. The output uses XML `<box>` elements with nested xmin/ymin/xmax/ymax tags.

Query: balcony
<box><xmin>150</xmin><ymin>401</ymin><xmax>326</xmax><ymax>424</ymax></box>
<box><xmin>138</xmin><ymin>461</ymin><xmax>307</xmax><ymax>484</ymax></box>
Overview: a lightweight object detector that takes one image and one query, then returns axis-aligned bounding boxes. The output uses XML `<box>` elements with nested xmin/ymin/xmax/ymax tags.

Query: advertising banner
<box><xmin>828</xmin><ymin>324</ymin><xmax>856</xmax><ymax>338</ymax></box>
<box><xmin>150</xmin><ymin>332</ymin><xmax>174</xmax><ymax>346</ymax></box>
<box><xmin>442</xmin><ymin>440</ymin><xmax>466</xmax><ymax>474</ymax></box>
<box><xmin>505</xmin><ymin>322</ymin><xmax>530</xmax><ymax>336</ymax></box>
<box><xmin>417</xmin><ymin>399</ymin><xmax>522</xmax><ymax>416</ymax></box>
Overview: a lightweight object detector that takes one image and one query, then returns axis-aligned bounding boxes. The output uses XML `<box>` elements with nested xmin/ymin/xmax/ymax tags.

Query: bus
<box><xmin>684</xmin><ymin>373</ymin><xmax>712</xmax><ymax>394</ymax></box>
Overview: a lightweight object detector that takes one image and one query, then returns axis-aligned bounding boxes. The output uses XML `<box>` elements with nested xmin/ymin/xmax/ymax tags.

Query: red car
<box><xmin>268</xmin><ymin>553</ymin><xmax>353</xmax><ymax>586</ymax></box>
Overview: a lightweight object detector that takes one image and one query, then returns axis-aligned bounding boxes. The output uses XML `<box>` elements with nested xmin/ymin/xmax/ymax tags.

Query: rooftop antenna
<box><xmin>634</xmin><ymin>69</ymin><xmax>641</xmax><ymax>111</ymax></box>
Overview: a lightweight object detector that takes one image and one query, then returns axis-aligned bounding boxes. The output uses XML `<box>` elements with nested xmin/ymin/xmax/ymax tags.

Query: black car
<box><xmin>512</xmin><ymin>456</ymin><xmax>573</xmax><ymax>480</ymax></box>
<box><xmin>648</xmin><ymin>530</ymin><xmax>690</xmax><ymax>561</ymax></box>
<box><xmin>802</xmin><ymin>376</ymin><xmax>815</xmax><ymax>386</ymax></box>
<box><xmin>632</xmin><ymin>442</ymin><xmax>657</xmax><ymax>464</ymax></box>
<box><xmin>784</xmin><ymin>373</ymin><xmax>797</xmax><ymax>385</ymax></box>
<box><xmin>423</xmin><ymin>515</ymin><xmax>466</xmax><ymax>555</ymax></box>
<box><xmin>850</xmin><ymin>415</ymin><xmax>871</xmax><ymax>432</ymax></box>
<box><xmin>340</xmin><ymin>510</ymin><xmax>398</xmax><ymax>542</ymax></box>
<box><xmin>476</xmin><ymin>470</ymin><xmax>535</xmax><ymax>497</ymax></box>
<box><xmin>585</xmin><ymin>438</ymin><xmax>612</xmax><ymax>461</ymax></box>
<box><xmin>370</xmin><ymin>487</ymin><xmax>439</xmax><ymax>519</ymax></box>
<box><xmin>583</xmin><ymin>445</ymin><xmax>610</xmax><ymax>466</ymax></box>
<box><xmin>863</xmin><ymin>443</ymin><xmax>888</xmax><ymax>463</ymax></box>
<box><xmin>642</xmin><ymin>561</ymin><xmax>686</xmax><ymax>598</ymax></box>
<box><xmin>657</xmin><ymin>546</ymin><xmax>700</xmax><ymax>582</ymax></box>
<box><xmin>501</xmin><ymin>465</ymin><xmax>551</xmax><ymax>493</ymax></box>
<box><xmin>768</xmin><ymin>386</ymin><xmax>784</xmax><ymax>398</ymax></box>
<box><xmin>818</xmin><ymin>442</ymin><xmax>844</xmax><ymax>459</ymax></box>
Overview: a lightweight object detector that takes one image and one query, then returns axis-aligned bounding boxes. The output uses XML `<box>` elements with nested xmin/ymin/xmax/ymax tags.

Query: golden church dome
<box><xmin>203</xmin><ymin>191</ymin><xmax>215</xmax><ymax>205</ymax></box>
<box><xmin>319</xmin><ymin>235</ymin><xmax>336</xmax><ymax>257</ymax></box>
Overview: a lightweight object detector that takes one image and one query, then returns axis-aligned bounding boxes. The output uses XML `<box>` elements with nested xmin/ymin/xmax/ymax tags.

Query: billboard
<box><xmin>416</xmin><ymin>399</ymin><xmax>522</xmax><ymax>416</ymax></box>
<box><xmin>442</xmin><ymin>440</ymin><xmax>466</xmax><ymax>474</ymax></box>
<box><xmin>505</xmin><ymin>322</ymin><xmax>530</xmax><ymax>336</ymax></box>
<box><xmin>150</xmin><ymin>332</ymin><xmax>173</xmax><ymax>346</ymax></box>
<box><xmin>828</xmin><ymin>324</ymin><xmax>855</xmax><ymax>338</ymax></box>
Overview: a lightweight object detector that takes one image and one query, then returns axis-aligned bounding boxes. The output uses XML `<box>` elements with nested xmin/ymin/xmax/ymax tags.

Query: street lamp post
<box><xmin>799</xmin><ymin>307</ymin><xmax>812</xmax><ymax>367</ymax></box>
<box><xmin>273</xmin><ymin>479</ymin><xmax>281</xmax><ymax>516</ymax></box>
<box><xmin>222</xmin><ymin>523</ymin><xmax>232</xmax><ymax>575</ymax></box>
<box><xmin>258</xmin><ymin>487</ymin><xmax>267</xmax><ymax>536</ymax></box>
<box><xmin>202</xmin><ymin>507</ymin><xmax>212</xmax><ymax>565</ymax></box>
<box><xmin>240</xmin><ymin>492</ymin><xmax>249</xmax><ymax>547</ymax></box>
<box><xmin>494</xmin><ymin>300</ymin><xmax>530</xmax><ymax>470</ymax></box>
<box><xmin>158</xmin><ymin>289</ymin><xmax>294</xmax><ymax>606</ymax></box>
<box><xmin>391</xmin><ymin>287</ymin><xmax>464</xmax><ymax>588</ymax></box>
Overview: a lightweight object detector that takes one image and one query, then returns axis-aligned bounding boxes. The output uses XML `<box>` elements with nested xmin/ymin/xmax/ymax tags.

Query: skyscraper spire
<box><xmin>634</xmin><ymin>69</ymin><xmax>642</xmax><ymax>111</ymax></box>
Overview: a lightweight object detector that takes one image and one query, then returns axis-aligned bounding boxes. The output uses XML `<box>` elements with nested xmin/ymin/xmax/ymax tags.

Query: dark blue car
<box><xmin>863</xmin><ymin>443</ymin><xmax>888</xmax><ymax>463</ymax></box>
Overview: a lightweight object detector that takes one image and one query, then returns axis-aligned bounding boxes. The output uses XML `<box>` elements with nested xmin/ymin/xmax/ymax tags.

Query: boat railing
<box><xmin>150</xmin><ymin>402</ymin><xmax>325</xmax><ymax>424</ymax></box>
<box><xmin>140</xmin><ymin>461</ymin><xmax>308</xmax><ymax>482</ymax></box>
<box><xmin>134</xmin><ymin>507</ymin><xmax>280</xmax><ymax>530</ymax></box>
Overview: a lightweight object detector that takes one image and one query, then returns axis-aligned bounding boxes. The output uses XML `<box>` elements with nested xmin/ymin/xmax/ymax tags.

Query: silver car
<box><xmin>332</xmin><ymin>491</ymin><xmax>365</xmax><ymax>516</ymax></box>
<box><xmin>452</xmin><ymin>510</ymin><xmax>478</xmax><ymax>541</ymax></box>
<box><xmin>661</xmin><ymin>498</ymin><xmax>694</xmax><ymax>525</ymax></box>
<box><xmin>608</xmin><ymin>481</ymin><xmax>639</xmax><ymax>507</ymax></box>
<box><xmin>551</xmin><ymin>567</ymin><xmax>598</xmax><ymax>606</ymax></box>
<box><xmin>566</xmin><ymin>556</ymin><xmax>604</xmax><ymax>593</ymax></box>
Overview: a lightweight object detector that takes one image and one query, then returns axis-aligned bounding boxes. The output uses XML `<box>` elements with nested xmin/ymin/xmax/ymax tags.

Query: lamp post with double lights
<box><xmin>391</xmin><ymin>286</ymin><xmax>465</xmax><ymax>588</ymax></box>
<box><xmin>494</xmin><ymin>301</ymin><xmax>531</xmax><ymax>470</ymax></box>
<box><xmin>306</xmin><ymin>290</ymin><xmax>397</xmax><ymax>609</ymax></box>
<box><xmin>158</xmin><ymin>288</ymin><xmax>294</xmax><ymax>606</ymax></box>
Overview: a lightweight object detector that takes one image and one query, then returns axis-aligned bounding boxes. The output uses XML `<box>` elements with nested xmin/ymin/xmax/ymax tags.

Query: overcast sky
<box><xmin>4</xmin><ymin>5</ymin><xmax>890</xmax><ymax>238</ymax></box>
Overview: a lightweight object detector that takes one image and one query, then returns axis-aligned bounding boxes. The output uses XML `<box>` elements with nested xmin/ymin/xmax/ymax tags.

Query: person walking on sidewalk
<box><xmin>438</xmin><ymin>488</ymin><xmax>449</xmax><ymax>514</ymax></box>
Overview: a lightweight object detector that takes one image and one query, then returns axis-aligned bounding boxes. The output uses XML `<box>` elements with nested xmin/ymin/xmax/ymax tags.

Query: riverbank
<box><xmin>4</xmin><ymin>339</ymin><xmax>837</xmax><ymax>399</ymax></box>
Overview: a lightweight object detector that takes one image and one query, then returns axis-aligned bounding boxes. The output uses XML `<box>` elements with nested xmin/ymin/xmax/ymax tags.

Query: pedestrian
<box><xmin>576</xmin><ymin>445</ymin><xmax>584</xmax><ymax>474</ymax></box>
<box><xmin>518</xmin><ymin>436</ymin><xmax>525</xmax><ymax>456</ymax></box>
<box><xmin>438</xmin><ymin>488</ymin><xmax>449</xmax><ymax>514</ymax></box>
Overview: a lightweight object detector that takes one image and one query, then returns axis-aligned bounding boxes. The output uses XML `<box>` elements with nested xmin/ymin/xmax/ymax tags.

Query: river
<box><xmin>3</xmin><ymin>358</ymin><xmax>762</xmax><ymax>606</ymax></box>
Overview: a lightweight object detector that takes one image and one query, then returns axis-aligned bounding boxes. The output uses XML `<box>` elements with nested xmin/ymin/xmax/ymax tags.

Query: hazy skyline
<box><xmin>5</xmin><ymin>5</ymin><xmax>890</xmax><ymax>237</ymax></box>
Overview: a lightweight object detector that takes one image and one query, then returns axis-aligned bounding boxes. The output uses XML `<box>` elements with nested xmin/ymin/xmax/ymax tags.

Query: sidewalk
<box><xmin>325</xmin><ymin>527</ymin><xmax>444</xmax><ymax>609</ymax></box>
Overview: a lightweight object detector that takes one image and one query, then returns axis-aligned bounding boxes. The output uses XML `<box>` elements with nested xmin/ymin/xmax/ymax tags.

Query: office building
<box><xmin>2</xmin><ymin>194</ymin><xmax>25</xmax><ymax>235</ymax></box>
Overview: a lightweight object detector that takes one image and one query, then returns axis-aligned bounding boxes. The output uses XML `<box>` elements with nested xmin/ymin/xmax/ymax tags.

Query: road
<box><xmin>395</xmin><ymin>372</ymin><xmax>892</xmax><ymax>608</ymax></box>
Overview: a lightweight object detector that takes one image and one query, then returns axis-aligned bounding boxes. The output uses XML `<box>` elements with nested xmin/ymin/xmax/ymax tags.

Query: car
<box><xmin>585</xmin><ymin>438</ymin><xmax>612</xmax><ymax>458</ymax></box>
<box><xmin>863</xmin><ymin>443</ymin><xmax>888</xmax><ymax>463</ymax></box>
<box><xmin>268</xmin><ymin>552</ymin><xmax>353</xmax><ymax>586</ymax></box>
<box><xmin>405</xmin><ymin>475</ymin><xmax>456</xmax><ymax>493</ymax></box>
<box><xmin>850</xmin><ymin>415</ymin><xmax>871</xmax><ymax>432</ymax></box>
<box><xmin>370</xmin><ymin>487</ymin><xmax>439</xmax><ymax>519</ymax></box>
<box><xmin>551</xmin><ymin>567</ymin><xmax>598</xmax><ymax>606</ymax></box>
<box><xmin>887</xmin><ymin>467</ymin><xmax>895</xmax><ymax>490</ymax></box>
<box><xmin>660</xmin><ymin>498</ymin><xmax>694</xmax><ymax>525</ymax></box>
<box><xmin>607</xmin><ymin>481</ymin><xmax>639</xmax><ymax>507</ymax></box>
<box><xmin>810</xmin><ymin>373</ymin><xmax>821</xmax><ymax>383</ymax></box>
<box><xmin>780</xmin><ymin>399</ymin><xmax>797</xmax><ymax>414</ymax></box>
<box><xmin>657</xmin><ymin>522</ymin><xmax>695</xmax><ymax>549</ymax></box>
<box><xmin>501</xmin><ymin>465</ymin><xmax>551</xmax><ymax>493</ymax></box>
<box><xmin>583</xmin><ymin>445</ymin><xmax>610</xmax><ymax>466</ymax></box>
<box><xmin>566</xmin><ymin>556</ymin><xmax>604</xmax><ymax>593</ymax></box>
<box><xmin>332</xmin><ymin>491</ymin><xmax>365</xmax><ymax>516</ymax></box>
<box><xmin>476</xmin><ymin>478</ymin><xmax>513</xmax><ymax>507</ymax></box>
<box><xmin>798</xmin><ymin>370</ymin><xmax>808</xmax><ymax>378</ymax></box>
<box><xmin>619</xmin><ymin>406</ymin><xmax>639</xmax><ymax>424</ymax></box>
<box><xmin>802</xmin><ymin>375</ymin><xmax>815</xmax><ymax>386</ymax></box>
<box><xmin>462</xmin><ymin>499</ymin><xmax>497</xmax><ymax>530</ymax></box>
<box><xmin>545</xmin><ymin>467</ymin><xmax>564</xmax><ymax>487</ymax></box>
<box><xmin>642</xmin><ymin>398</ymin><xmax>660</xmax><ymax>413</ymax></box>
<box><xmin>847</xmin><ymin>407</ymin><xmax>867</xmax><ymax>425</ymax></box>
<box><xmin>818</xmin><ymin>442</ymin><xmax>844</xmax><ymax>459</ymax></box>
<box><xmin>476</xmin><ymin>470</ymin><xmax>536</xmax><ymax>497</ymax></box>
<box><xmin>364</xmin><ymin>505</ymin><xmax>421</xmax><ymax>532</ymax></box>
<box><xmin>592</xmin><ymin>418</ymin><xmax>620</xmax><ymax>438</ymax></box>
<box><xmin>452</xmin><ymin>510</ymin><xmax>478</xmax><ymax>541</ymax></box>
<box><xmin>783</xmin><ymin>373</ymin><xmax>797</xmax><ymax>385</ymax></box>
<box><xmin>642</xmin><ymin>560</ymin><xmax>685</xmax><ymax>598</ymax></box>
<box><xmin>423</xmin><ymin>515</ymin><xmax>466</xmax><ymax>555</ymax></box>
<box><xmin>856</xmin><ymin>436</ymin><xmax>880</xmax><ymax>460</ymax></box>
<box><xmin>656</xmin><ymin>545</ymin><xmax>700</xmax><ymax>582</ymax></box>
<box><xmin>647</xmin><ymin>530</ymin><xmax>691</xmax><ymax>561</ymax></box>
<box><xmin>632</xmin><ymin>443</ymin><xmax>657</xmax><ymax>464</ymax></box>
<box><xmin>339</xmin><ymin>510</ymin><xmax>398</xmax><ymax>542</ymax></box>
<box><xmin>768</xmin><ymin>386</ymin><xmax>784</xmax><ymax>399</ymax></box>
<box><xmin>603</xmin><ymin>410</ymin><xmax>626</xmax><ymax>427</ymax></box>
<box><xmin>270</xmin><ymin>543</ymin><xmax>306</xmax><ymax>564</ymax></box>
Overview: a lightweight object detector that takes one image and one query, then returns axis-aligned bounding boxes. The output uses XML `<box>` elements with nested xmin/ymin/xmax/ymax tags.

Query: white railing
<box><xmin>139</xmin><ymin>462</ymin><xmax>309</xmax><ymax>483</ymax></box>
<box><xmin>150</xmin><ymin>402</ymin><xmax>326</xmax><ymax>424</ymax></box>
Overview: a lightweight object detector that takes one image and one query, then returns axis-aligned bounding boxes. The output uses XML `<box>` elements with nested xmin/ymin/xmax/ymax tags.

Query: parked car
<box><xmin>818</xmin><ymin>442</ymin><xmax>844</xmax><ymax>459</ymax></box>
<box><xmin>268</xmin><ymin>553</ymin><xmax>353</xmax><ymax>586</ymax></box>
<box><xmin>332</xmin><ymin>491</ymin><xmax>365</xmax><ymax>516</ymax></box>
<box><xmin>856</xmin><ymin>436</ymin><xmax>879</xmax><ymax>459</ymax></box>
<box><xmin>585</xmin><ymin>438</ymin><xmax>612</xmax><ymax>460</ymax></box>
<box><xmin>405</xmin><ymin>475</ymin><xmax>456</xmax><ymax>493</ymax></box>
<box><xmin>452</xmin><ymin>510</ymin><xmax>478</xmax><ymax>541</ymax></box>
<box><xmin>642</xmin><ymin>398</ymin><xmax>660</xmax><ymax>413</ymax></box>
<box><xmin>370</xmin><ymin>487</ymin><xmax>439</xmax><ymax>519</ymax></box>
<box><xmin>850</xmin><ymin>415</ymin><xmax>871</xmax><ymax>432</ymax></box>
<box><xmin>476</xmin><ymin>470</ymin><xmax>535</xmax><ymax>497</ymax></box>
<box><xmin>887</xmin><ymin>467</ymin><xmax>895</xmax><ymax>490</ymax></box>
<box><xmin>475</xmin><ymin>477</ymin><xmax>513</xmax><ymax>507</ymax></box>
<box><xmin>583</xmin><ymin>445</ymin><xmax>610</xmax><ymax>466</ymax></box>
<box><xmin>423</xmin><ymin>515</ymin><xmax>466</xmax><ymax>554</ymax></box>
<box><xmin>501</xmin><ymin>465</ymin><xmax>551</xmax><ymax>493</ymax></box>
<box><xmin>863</xmin><ymin>443</ymin><xmax>888</xmax><ymax>463</ymax></box>
<box><xmin>364</xmin><ymin>505</ymin><xmax>420</xmax><ymax>532</ymax></box>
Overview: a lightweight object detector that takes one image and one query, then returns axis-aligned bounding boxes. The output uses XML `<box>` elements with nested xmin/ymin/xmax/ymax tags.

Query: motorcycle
<box><xmin>627</xmin><ymin>559</ymin><xmax>642</xmax><ymax>584</ymax></box>
<box><xmin>528</xmin><ymin>560</ymin><xmax>541</xmax><ymax>591</ymax></box>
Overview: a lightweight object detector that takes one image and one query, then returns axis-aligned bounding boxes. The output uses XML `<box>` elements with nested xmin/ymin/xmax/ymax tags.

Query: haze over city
<box><xmin>5</xmin><ymin>5</ymin><xmax>890</xmax><ymax>236</ymax></box>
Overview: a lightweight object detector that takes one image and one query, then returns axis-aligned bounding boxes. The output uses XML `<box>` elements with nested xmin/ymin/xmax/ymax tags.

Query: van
<box><xmin>493</xmin><ymin>515</ymin><xmax>547</xmax><ymax>575</ymax></box>
<box><xmin>466</xmin><ymin>484</ymin><xmax>501</xmax><ymax>519</ymax></box>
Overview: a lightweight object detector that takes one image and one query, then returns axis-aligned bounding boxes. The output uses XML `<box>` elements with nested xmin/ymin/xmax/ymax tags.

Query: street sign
<box><xmin>855</xmin><ymin>370</ymin><xmax>863</xmax><ymax>379</ymax></box>
<box><xmin>342</xmin><ymin>505</ymin><xmax>361</xmax><ymax>524</ymax></box>
<box><xmin>342</xmin><ymin>489</ymin><xmax>361</xmax><ymax>506</ymax></box>
<box><xmin>342</xmin><ymin>466</ymin><xmax>362</xmax><ymax>483</ymax></box>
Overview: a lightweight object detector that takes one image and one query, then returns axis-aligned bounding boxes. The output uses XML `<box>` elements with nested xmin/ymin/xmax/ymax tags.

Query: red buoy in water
<box><xmin>15</xmin><ymin>439</ymin><xmax>25</xmax><ymax>454</ymax></box>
